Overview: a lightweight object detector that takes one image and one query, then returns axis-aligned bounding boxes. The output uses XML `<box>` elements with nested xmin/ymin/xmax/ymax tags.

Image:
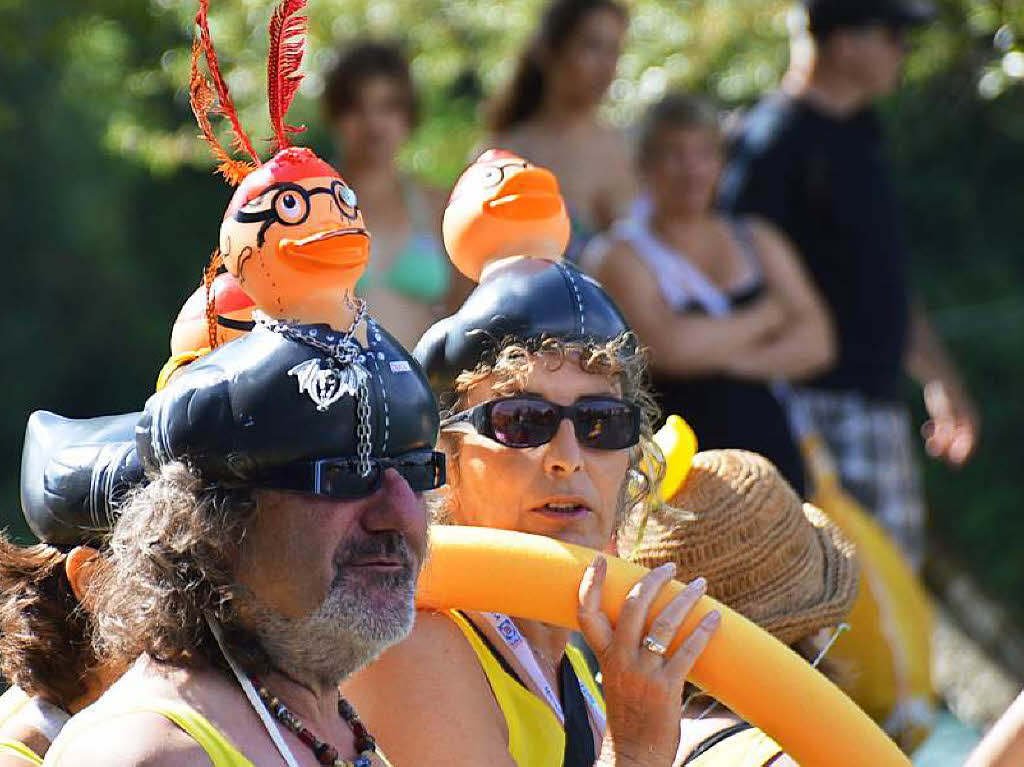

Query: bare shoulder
<box><xmin>343</xmin><ymin>611</ymin><xmax>513</xmax><ymax>764</ymax></box>
<box><xmin>596</xmin><ymin>238</ymin><xmax>647</xmax><ymax>283</ymax></box>
<box><xmin>47</xmin><ymin>710</ymin><xmax>211</xmax><ymax>767</ymax></box>
<box><xmin>347</xmin><ymin>610</ymin><xmax>489</xmax><ymax>694</ymax></box>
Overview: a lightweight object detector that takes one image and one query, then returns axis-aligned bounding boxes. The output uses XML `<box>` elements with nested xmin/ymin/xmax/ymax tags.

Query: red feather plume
<box><xmin>267</xmin><ymin>0</ymin><xmax>308</xmax><ymax>152</ymax></box>
<box><xmin>189</xmin><ymin>37</ymin><xmax>257</xmax><ymax>185</ymax></box>
<box><xmin>195</xmin><ymin>0</ymin><xmax>261</xmax><ymax>167</ymax></box>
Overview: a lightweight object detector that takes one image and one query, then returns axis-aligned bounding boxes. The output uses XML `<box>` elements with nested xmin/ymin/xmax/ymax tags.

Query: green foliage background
<box><xmin>0</xmin><ymin>0</ymin><xmax>1021</xmax><ymax>613</ymax></box>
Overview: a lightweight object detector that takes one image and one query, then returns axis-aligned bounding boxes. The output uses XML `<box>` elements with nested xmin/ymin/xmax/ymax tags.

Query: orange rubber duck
<box><xmin>160</xmin><ymin>0</ymin><xmax>369</xmax><ymax>388</ymax></box>
<box><xmin>443</xmin><ymin>149</ymin><xmax>571</xmax><ymax>282</ymax></box>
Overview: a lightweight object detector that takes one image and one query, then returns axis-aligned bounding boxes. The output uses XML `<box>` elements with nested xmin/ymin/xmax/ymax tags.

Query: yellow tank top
<box><xmin>0</xmin><ymin>739</ymin><xmax>43</xmax><ymax>765</ymax></box>
<box><xmin>447</xmin><ymin>610</ymin><xmax>606</xmax><ymax>767</ymax></box>
<box><xmin>44</xmin><ymin>698</ymin><xmax>391</xmax><ymax>767</ymax></box>
<box><xmin>686</xmin><ymin>726</ymin><xmax>785</xmax><ymax>767</ymax></box>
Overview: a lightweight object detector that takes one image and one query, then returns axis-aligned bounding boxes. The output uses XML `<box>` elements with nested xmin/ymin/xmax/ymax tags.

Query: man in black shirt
<box><xmin>719</xmin><ymin>0</ymin><xmax>979</xmax><ymax>573</ymax></box>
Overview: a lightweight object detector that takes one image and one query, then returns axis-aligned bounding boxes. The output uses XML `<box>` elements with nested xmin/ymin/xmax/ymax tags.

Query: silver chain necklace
<box><xmin>253</xmin><ymin>298</ymin><xmax>374</xmax><ymax>476</ymax></box>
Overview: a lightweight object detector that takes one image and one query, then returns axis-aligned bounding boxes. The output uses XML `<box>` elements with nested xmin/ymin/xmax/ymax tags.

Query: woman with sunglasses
<box><xmin>342</xmin><ymin>158</ymin><xmax>719</xmax><ymax>765</ymax></box>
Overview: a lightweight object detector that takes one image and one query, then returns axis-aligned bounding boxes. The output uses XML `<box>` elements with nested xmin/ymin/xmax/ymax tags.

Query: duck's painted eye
<box><xmin>273</xmin><ymin>189</ymin><xmax>309</xmax><ymax>224</ymax></box>
<box><xmin>482</xmin><ymin>166</ymin><xmax>504</xmax><ymax>186</ymax></box>
<box><xmin>333</xmin><ymin>181</ymin><xmax>358</xmax><ymax>210</ymax></box>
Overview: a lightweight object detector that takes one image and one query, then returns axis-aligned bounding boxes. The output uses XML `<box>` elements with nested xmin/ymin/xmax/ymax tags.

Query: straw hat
<box><xmin>626</xmin><ymin>449</ymin><xmax>859</xmax><ymax>645</ymax></box>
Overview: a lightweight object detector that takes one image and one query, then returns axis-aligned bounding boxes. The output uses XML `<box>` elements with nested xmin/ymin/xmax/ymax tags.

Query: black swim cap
<box><xmin>413</xmin><ymin>258</ymin><xmax>631</xmax><ymax>404</ymax></box>
<box><xmin>21</xmin><ymin>318</ymin><xmax>439</xmax><ymax>546</ymax></box>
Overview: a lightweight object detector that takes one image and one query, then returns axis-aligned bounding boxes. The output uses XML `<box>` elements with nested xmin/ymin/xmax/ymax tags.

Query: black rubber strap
<box><xmin>681</xmin><ymin>722</ymin><xmax>754</xmax><ymax>765</ymax></box>
<box><xmin>559</xmin><ymin>657</ymin><xmax>596</xmax><ymax>767</ymax></box>
<box><xmin>217</xmin><ymin>316</ymin><xmax>256</xmax><ymax>331</ymax></box>
<box><xmin>458</xmin><ymin>611</ymin><xmax>527</xmax><ymax>688</ymax></box>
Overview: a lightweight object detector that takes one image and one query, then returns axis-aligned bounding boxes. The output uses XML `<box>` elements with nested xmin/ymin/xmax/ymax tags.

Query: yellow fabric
<box><xmin>0</xmin><ymin>738</ymin><xmax>43</xmax><ymax>765</ymax></box>
<box><xmin>801</xmin><ymin>432</ymin><xmax>935</xmax><ymax>752</ymax></box>
<box><xmin>45</xmin><ymin>697</ymin><xmax>391</xmax><ymax>767</ymax></box>
<box><xmin>687</xmin><ymin>727</ymin><xmax>784</xmax><ymax>767</ymax></box>
<box><xmin>0</xmin><ymin>689</ymin><xmax>31</xmax><ymax>731</ymax></box>
<box><xmin>155</xmin><ymin>348</ymin><xmax>210</xmax><ymax>391</ymax></box>
<box><xmin>44</xmin><ymin>699</ymin><xmax>252</xmax><ymax>767</ymax></box>
<box><xmin>447</xmin><ymin>610</ymin><xmax>604</xmax><ymax>767</ymax></box>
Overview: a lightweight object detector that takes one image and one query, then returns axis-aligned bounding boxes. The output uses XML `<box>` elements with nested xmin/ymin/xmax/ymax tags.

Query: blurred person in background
<box><xmin>324</xmin><ymin>41</ymin><xmax>467</xmax><ymax>350</ymax></box>
<box><xmin>718</xmin><ymin>0</ymin><xmax>979</xmax><ymax>570</ymax></box>
<box><xmin>591</xmin><ymin>94</ymin><xmax>835</xmax><ymax>496</ymax></box>
<box><xmin>485</xmin><ymin>0</ymin><xmax>636</xmax><ymax>262</ymax></box>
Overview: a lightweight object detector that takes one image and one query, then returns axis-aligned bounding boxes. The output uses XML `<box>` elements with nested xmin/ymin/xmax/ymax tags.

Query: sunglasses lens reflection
<box><xmin>490</xmin><ymin>399</ymin><xmax>560</xmax><ymax>448</ymax></box>
<box><xmin>575</xmin><ymin>400</ymin><xmax>636</xmax><ymax>449</ymax></box>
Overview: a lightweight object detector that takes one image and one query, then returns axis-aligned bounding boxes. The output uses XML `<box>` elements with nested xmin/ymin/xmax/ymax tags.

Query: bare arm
<box><xmin>721</xmin><ymin>219</ymin><xmax>836</xmax><ymax>381</ymax></box>
<box><xmin>341</xmin><ymin>611</ymin><xmax>517</xmax><ymax>767</ymax></box>
<box><xmin>46</xmin><ymin>712</ymin><xmax>212</xmax><ymax>767</ymax></box>
<box><xmin>904</xmin><ymin>301</ymin><xmax>980</xmax><ymax>466</ymax></box>
<box><xmin>597</xmin><ymin>241</ymin><xmax>786</xmax><ymax>377</ymax></box>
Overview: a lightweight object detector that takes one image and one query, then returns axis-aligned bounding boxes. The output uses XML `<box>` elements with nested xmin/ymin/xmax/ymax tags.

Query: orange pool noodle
<box><xmin>416</xmin><ymin>525</ymin><xmax>909</xmax><ymax>767</ymax></box>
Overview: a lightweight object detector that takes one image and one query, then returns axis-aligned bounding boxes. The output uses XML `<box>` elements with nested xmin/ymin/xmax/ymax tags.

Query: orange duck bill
<box><xmin>485</xmin><ymin>168</ymin><xmax>565</xmax><ymax>221</ymax></box>
<box><xmin>278</xmin><ymin>227</ymin><xmax>370</xmax><ymax>268</ymax></box>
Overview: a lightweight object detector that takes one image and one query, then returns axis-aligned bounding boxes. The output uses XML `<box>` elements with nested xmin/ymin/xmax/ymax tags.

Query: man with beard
<box><xmin>43</xmin><ymin>310</ymin><xmax>444</xmax><ymax>766</ymax></box>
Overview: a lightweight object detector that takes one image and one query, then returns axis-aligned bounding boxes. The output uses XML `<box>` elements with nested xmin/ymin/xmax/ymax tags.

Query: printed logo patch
<box><xmin>494</xmin><ymin>616</ymin><xmax>523</xmax><ymax>647</ymax></box>
<box><xmin>389</xmin><ymin>360</ymin><xmax>412</xmax><ymax>373</ymax></box>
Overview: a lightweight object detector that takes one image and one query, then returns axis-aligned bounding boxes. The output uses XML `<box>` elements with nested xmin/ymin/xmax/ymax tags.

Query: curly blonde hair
<box><xmin>432</xmin><ymin>333</ymin><xmax>669</xmax><ymax>533</ymax></box>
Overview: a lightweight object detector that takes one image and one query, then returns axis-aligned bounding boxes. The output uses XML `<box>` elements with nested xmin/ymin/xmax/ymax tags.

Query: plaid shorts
<box><xmin>794</xmin><ymin>388</ymin><xmax>926</xmax><ymax>571</ymax></box>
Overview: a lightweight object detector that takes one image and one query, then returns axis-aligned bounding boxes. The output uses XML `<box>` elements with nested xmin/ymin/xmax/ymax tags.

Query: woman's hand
<box><xmin>578</xmin><ymin>557</ymin><xmax>720</xmax><ymax>767</ymax></box>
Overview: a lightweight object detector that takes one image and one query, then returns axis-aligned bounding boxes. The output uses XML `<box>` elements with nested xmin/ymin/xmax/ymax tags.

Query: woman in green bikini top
<box><xmin>323</xmin><ymin>41</ymin><xmax>468</xmax><ymax>350</ymax></box>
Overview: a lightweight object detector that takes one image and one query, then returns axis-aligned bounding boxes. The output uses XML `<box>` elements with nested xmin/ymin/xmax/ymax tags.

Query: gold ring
<box><xmin>642</xmin><ymin>635</ymin><xmax>668</xmax><ymax>656</ymax></box>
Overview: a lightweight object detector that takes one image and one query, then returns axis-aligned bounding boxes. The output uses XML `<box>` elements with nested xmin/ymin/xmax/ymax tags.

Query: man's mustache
<box><xmin>334</xmin><ymin>531</ymin><xmax>416</xmax><ymax>570</ymax></box>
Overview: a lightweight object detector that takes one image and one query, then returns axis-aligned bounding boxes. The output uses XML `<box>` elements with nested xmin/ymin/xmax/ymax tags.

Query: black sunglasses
<box><xmin>258</xmin><ymin>449</ymin><xmax>446</xmax><ymax>499</ymax></box>
<box><xmin>234</xmin><ymin>181</ymin><xmax>360</xmax><ymax>246</ymax></box>
<box><xmin>441</xmin><ymin>395</ymin><xmax>641</xmax><ymax>450</ymax></box>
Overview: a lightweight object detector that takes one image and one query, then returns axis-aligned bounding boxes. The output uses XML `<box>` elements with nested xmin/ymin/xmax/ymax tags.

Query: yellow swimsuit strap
<box><xmin>45</xmin><ymin>699</ymin><xmax>253</xmax><ymax>767</ymax></box>
<box><xmin>46</xmin><ymin>697</ymin><xmax>392</xmax><ymax>767</ymax></box>
<box><xmin>0</xmin><ymin>738</ymin><xmax>43</xmax><ymax>766</ymax></box>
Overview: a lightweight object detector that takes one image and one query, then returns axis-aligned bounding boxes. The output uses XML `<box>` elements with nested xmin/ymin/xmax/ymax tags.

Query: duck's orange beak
<box><xmin>484</xmin><ymin>168</ymin><xmax>564</xmax><ymax>221</ymax></box>
<box><xmin>278</xmin><ymin>227</ymin><xmax>370</xmax><ymax>270</ymax></box>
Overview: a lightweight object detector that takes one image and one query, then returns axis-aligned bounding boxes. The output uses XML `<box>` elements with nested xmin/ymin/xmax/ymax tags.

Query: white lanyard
<box><xmin>479</xmin><ymin>612</ymin><xmax>607</xmax><ymax>735</ymax></box>
<box><xmin>21</xmin><ymin>696</ymin><xmax>70</xmax><ymax>743</ymax></box>
<box><xmin>206</xmin><ymin>613</ymin><xmax>302</xmax><ymax>767</ymax></box>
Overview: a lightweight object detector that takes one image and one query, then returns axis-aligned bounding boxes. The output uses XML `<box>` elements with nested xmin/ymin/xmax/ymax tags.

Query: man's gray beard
<box><xmin>238</xmin><ymin>563</ymin><xmax>418</xmax><ymax>690</ymax></box>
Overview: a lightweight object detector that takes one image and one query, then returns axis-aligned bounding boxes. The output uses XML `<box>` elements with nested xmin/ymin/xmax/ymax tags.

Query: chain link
<box><xmin>356</xmin><ymin>379</ymin><xmax>373</xmax><ymax>477</ymax></box>
<box><xmin>253</xmin><ymin>299</ymin><xmax>374</xmax><ymax>472</ymax></box>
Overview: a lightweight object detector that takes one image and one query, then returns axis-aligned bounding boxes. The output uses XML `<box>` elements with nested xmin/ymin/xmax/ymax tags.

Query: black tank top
<box><xmin>622</xmin><ymin>216</ymin><xmax>807</xmax><ymax>495</ymax></box>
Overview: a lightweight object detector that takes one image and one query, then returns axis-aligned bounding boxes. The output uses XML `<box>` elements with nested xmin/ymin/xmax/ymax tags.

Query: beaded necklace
<box><xmin>251</xmin><ymin>675</ymin><xmax>377</xmax><ymax>767</ymax></box>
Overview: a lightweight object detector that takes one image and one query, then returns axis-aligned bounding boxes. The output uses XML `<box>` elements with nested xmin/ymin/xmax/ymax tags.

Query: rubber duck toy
<box><xmin>442</xmin><ymin>149</ymin><xmax>571</xmax><ymax>281</ymax></box>
<box><xmin>158</xmin><ymin>0</ymin><xmax>368</xmax><ymax>387</ymax></box>
<box><xmin>192</xmin><ymin>0</ymin><xmax>368</xmax><ymax>329</ymax></box>
<box><xmin>414</xmin><ymin>151</ymin><xmax>628</xmax><ymax>401</ymax></box>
